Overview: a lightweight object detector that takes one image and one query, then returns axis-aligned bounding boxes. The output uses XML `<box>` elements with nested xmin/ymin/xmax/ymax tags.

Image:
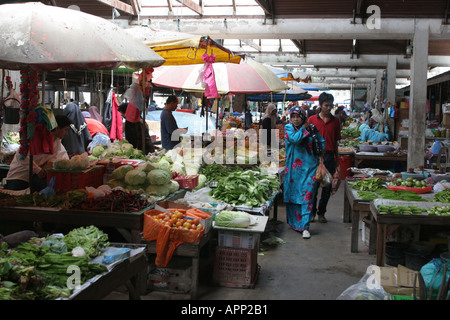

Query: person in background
<box><xmin>261</xmin><ymin>103</ymin><xmax>277</xmax><ymax>148</ymax></box>
<box><xmin>308</xmin><ymin>92</ymin><xmax>341</xmax><ymax>223</ymax></box>
<box><xmin>334</xmin><ymin>106</ymin><xmax>348</xmax><ymax>126</ymax></box>
<box><xmin>160</xmin><ymin>95</ymin><xmax>187</xmax><ymax>150</ymax></box>
<box><xmin>118</xmin><ymin>102</ymin><xmax>155</xmax><ymax>154</ymax></box>
<box><xmin>62</xmin><ymin>100</ymin><xmax>92</xmax><ymax>156</ymax></box>
<box><xmin>82</xmin><ymin>112</ymin><xmax>111</xmax><ymax>151</ymax></box>
<box><xmin>4</xmin><ymin>115</ymin><xmax>72</xmax><ymax>191</ymax></box>
<box><xmin>283</xmin><ymin>106</ymin><xmax>325</xmax><ymax>239</ymax></box>
<box><xmin>88</xmin><ymin>105</ymin><xmax>103</xmax><ymax>122</ymax></box>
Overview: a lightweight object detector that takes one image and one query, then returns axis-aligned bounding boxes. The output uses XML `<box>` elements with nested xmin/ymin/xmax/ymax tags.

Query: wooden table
<box><xmin>0</xmin><ymin>206</ymin><xmax>146</xmax><ymax>243</ymax></box>
<box><xmin>370</xmin><ymin>203</ymin><xmax>450</xmax><ymax>266</ymax></box>
<box><xmin>68</xmin><ymin>244</ymin><xmax>147</xmax><ymax>300</ymax></box>
<box><xmin>354</xmin><ymin>153</ymin><xmax>407</xmax><ymax>168</ymax></box>
<box><xmin>343</xmin><ymin>179</ymin><xmax>377</xmax><ymax>254</ymax></box>
<box><xmin>0</xmin><ymin>190</ymin><xmax>187</xmax><ymax>243</ymax></box>
<box><xmin>144</xmin><ymin>230</ymin><xmax>213</xmax><ymax>300</ymax></box>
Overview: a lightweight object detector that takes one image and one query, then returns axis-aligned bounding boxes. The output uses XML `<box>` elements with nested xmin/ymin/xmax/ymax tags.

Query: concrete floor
<box><xmin>105</xmin><ymin>184</ymin><xmax>376</xmax><ymax>300</ymax></box>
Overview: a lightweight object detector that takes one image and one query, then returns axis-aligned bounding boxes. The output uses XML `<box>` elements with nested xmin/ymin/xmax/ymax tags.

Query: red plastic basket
<box><xmin>173</xmin><ymin>175</ymin><xmax>199</xmax><ymax>189</ymax></box>
<box><xmin>46</xmin><ymin>165</ymin><xmax>105</xmax><ymax>194</ymax></box>
<box><xmin>213</xmin><ymin>246</ymin><xmax>258</xmax><ymax>288</ymax></box>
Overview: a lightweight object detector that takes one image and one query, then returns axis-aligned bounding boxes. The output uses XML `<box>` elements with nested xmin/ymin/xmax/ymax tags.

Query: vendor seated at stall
<box><xmin>82</xmin><ymin>111</ymin><xmax>111</xmax><ymax>151</ymax></box>
<box><xmin>4</xmin><ymin>115</ymin><xmax>72</xmax><ymax>192</ymax></box>
<box><xmin>358</xmin><ymin>114</ymin><xmax>389</xmax><ymax>144</ymax></box>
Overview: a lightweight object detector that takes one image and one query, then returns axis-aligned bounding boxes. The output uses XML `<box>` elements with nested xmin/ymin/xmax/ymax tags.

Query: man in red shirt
<box><xmin>308</xmin><ymin>92</ymin><xmax>341</xmax><ymax>223</ymax></box>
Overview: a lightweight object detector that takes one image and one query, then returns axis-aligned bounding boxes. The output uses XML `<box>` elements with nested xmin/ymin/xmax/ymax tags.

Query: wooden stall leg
<box><xmin>190</xmin><ymin>257</ymin><xmax>199</xmax><ymax>299</ymax></box>
<box><xmin>376</xmin><ymin>223</ymin><xmax>387</xmax><ymax>266</ymax></box>
<box><xmin>368</xmin><ymin>213</ymin><xmax>377</xmax><ymax>255</ymax></box>
<box><xmin>343</xmin><ymin>191</ymin><xmax>351</xmax><ymax>223</ymax></box>
<box><xmin>350</xmin><ymin>209</ymin><xmax>360</xmax><ymax>253</ymax></box>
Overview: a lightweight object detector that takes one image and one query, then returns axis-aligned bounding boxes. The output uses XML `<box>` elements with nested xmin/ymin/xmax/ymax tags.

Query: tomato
<box><xmin>183</xmin><ymin>222</ymin><xmax>192</xmax><ymax>229</ymax></box>
<box><xmin>176</xmin><ymin>220</ymin><xmax>183</xmax><ymax>227</ymax></box>
<box><xmin>192</xmin><ymin>218</ymin><xmax>199</xmax><ymax>226</ymax></box>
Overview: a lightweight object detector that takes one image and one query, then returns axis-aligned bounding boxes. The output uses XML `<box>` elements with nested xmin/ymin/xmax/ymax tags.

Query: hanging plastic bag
<box><xmin>320</xmin><ymin>167</ymin><xmax>333</xmax><ymax>187</ymax></box>
<box><xmin>331</xmin><ymin>166</ymin><xmax>342</xmax><ymax>195</ymax></box>
<box><xmin>315</xmin><ymin>162</ymin><xmax>325</xmax><ymax>182</ymax></box>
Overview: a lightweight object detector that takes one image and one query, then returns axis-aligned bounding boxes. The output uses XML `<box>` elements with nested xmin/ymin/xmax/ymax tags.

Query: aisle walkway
<box><xmin>196</xmin><ymin>185</ymin><xmax>376</xmax><ymax>300</ymax></box>
<box><xmin>105</xmin><ymin>185</ymin><xmax>376</xmax><ymax>300</ymax></box>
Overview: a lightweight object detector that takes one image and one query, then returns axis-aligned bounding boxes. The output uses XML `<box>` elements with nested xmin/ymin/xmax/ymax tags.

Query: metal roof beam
<box><xmin>174</xmin><ymin>0</ymin><xmax>203</xmax><ymax>16</ymax></box>
<box><xmin>133</xmin><ymin>17</ymin><xmax>450</xmax><ymax>40</ymax></box>
<box><xmin>96</xmin><ymin>0</ymin><xmax>134</xmax><ymax>15</ymax></box>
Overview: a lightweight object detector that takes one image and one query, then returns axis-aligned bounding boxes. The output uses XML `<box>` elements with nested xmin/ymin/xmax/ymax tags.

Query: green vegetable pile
<box><xmin>426</xmin><ymin>206</ymin><xmax>450</xmax><ymax>216</ymax></box>
<box><xmin>0</xmin><ymin>227</ymin><xmax>109</xmax><ymax>300</ymax></box>
<box><xmin>350</xmin><ymin>178</ymin><xmax>385</xmax><ymax>191</ymax></box>
<box><xmin>63</xmin><ymin>225</ymin><xmax>109</xmax><ymax>258</ymax></box>
<box><xmin>388</xmin><ymin>178</ymin><xmax>428</xmax><ymax>188</ymax></box>
<box><xmin>200</xmin><ymin>163</ymin><xmax>250</xmax><ymax>183</ymax></box>
<box><xmin>90</xmin><ymin>140</ymin><xmax>146</xmax><ymax>160</ymax></box>
<box><xmin>375</xmin><ymin>188</ymin><xmax>426</xmax><ymax>201</ymax></box>
<box><xmin>434</xmin><ymin>189</ymin><xmax>450</xmax><ymax>203</ymax></box>
<box><xmin>341</xmin><ymin>126</ymin><xmax>360</xmax><ymax>137</ymax></box>
<box><xmin>209</xmin><ymin>170</ymin><xmax>280</xmax><ymax>207</ymax></box>
<box><xmin>377</xmin><ymin>204</ymin><xmax>425</xmax><ymax>215</ymax></box>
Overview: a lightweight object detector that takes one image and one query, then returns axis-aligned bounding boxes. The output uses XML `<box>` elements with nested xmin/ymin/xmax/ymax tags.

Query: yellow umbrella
<box><xmin>127</xmin><ymin>26</ymin><xmax>242</xmax><ymax>65</ymax></box>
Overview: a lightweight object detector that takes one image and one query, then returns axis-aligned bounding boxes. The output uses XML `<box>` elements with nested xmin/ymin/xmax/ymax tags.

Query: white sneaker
<box><xmin>302</xmin><ymin>230</ymin><xmax>311</xmax><ymax>239</ymax></box>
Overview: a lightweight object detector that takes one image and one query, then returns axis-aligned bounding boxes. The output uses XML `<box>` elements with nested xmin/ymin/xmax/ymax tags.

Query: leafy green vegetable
<box><xmin>350</xmin><ymin>178</ymin><xmax>385</xmax><ymax>192</ymax></box>
<box><xmin>193</xmin><ymin>174</ymin><xmax>207</xmax><ymax>190</ymax></box>
<box><xmin>112</xmin><ymin>164</ymin><xmax>134</xmax><ymax>180</ymax></box>
<box><xmin>146</xmin><ymin>183</ymin><xmax>171</xmax><ymax>197</ymax></box>
<box><xmin>124</xmin><ymin>168</ymin><xmax>147</xmax><ymax>186</ymax></box>
<box><xmin>215</xmin><ymin>211</ymin><xmax>251</xmax><ymax>228</ymax></box>
<box><xmin>147</xmin><ymin>168</ymin><xmax>172</xmax><ymax>185</ymax></box>
<box><xmin>92</xmin><ymin>145</ymin><xmax>105</xmax><ymax>157</ymax></box>
<box><xmin>52</xmin><ymin>159</ymin><xmax>71</xmax><ymax>170</ymax></box>
<box><xmin>210</xmin><ymin>170</ymin><xmax>279</xmax><ymax>207</ymax></box>
<box><xmin>63</xmin><ymin>226</ymin><xmax>109</xmax><ymax>258</ymax></box>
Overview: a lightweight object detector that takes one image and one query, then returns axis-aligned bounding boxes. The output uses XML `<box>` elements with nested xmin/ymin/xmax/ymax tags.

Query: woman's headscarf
<box><xmin>89</xmin><ymin>105</ymin><xmax>103</xmax><ymax>122</ymax></box>
<box><xmin>82</xmin><ymin>111</ymin><xmax>91</xmax><ymax>118</ymax></box>
<box><xmin>262</xmin><ymin>103</ymin><xmax>277</xmax><ymax>129</ymax></box>
<box><xmin>289</xmin><ymin>105</ymin><xmax>307</xmax><ymax>128</ymax></box>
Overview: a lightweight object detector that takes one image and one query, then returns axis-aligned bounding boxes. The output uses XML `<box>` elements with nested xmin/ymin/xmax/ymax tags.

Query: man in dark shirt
<box><xmin>160</xmin><ymin>95</ymin><xmax>187</xmax><ymax>150</ymax></box>
<box><xmin>308</xmin><ymin>92</ymin><xmax>342</xmax><ymax>223</ymax></box>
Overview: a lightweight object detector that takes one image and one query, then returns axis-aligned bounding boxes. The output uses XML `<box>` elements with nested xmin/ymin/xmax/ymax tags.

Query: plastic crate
<box><xmin>213</xmin><ymin>246</ymin><xmax>258</xmax><ymax>288</ymax></box>
<box><xmin>173</xmin><ymin>175</ymin><xmax>199</xmax><ymax>189</ymax></box>
<box><xmin>147</xmin><ymin>256</ymin><xmax>192</xmax><ymax>294</ymax></box>
<box><xmin>46</xmin><ymin>165</ymin><xmax>104</xmax><ymax>194</ymax></box>
<box><xmin>218</xmin><ymin>230</ymin><xmax>260</xmax><ymax>249</ymax></box>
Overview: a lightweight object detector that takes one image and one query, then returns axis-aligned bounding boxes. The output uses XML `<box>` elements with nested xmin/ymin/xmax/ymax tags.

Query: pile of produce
<box><xmin>209</xmin><ymin>169</ymin><xmax>280</xmax><ymax>207</ymax></box>
<box><xmin>388</xmin><ymin>178</ymin><xmax>428</xmax><ymax>188</ymax></box>
<box><xmin>0</xmin><ymin>226</ymin><xmax>109</xmax><ymax>300</ymax></box>
<box><xmin>89</xmin><ymin>140</ymin><xmax>146</xmax><ymax>160</ymax></box>
<box><xmin>78</xmin><ymin>189</ymin><xmax>150</xmax><ymax>212</ymax></box>
<box><xmin>150</xmin><ymin>209</ymin><xmax>207</xmax><ymax>231</ymax></box>
<box><xmin>52</xmin><ymin>153</ymin><xmax>90</xmax><ymax>170</ymax></box>
<box><xmin>350</xmin><ymin>178</ymin><xmax>385</xmax><ymax>191</ymax></box>
<box><xmin>377</xmin><ymin>204</ymin><xmax>424</xmax><ymax>215</ymax></box>
<box><xmin>107</xmin><ymin>161</ymin><xmax>179</xmax><ymax>199</ymax></box>
<box><xmin>433</xmin><ymin>189</ymin><xmax>450</xmax><ymax>203</ymax></box>
<box><xmin>215</xmin><ymin>210</ymin><xmax>256</xmax><ymax>228</ymax></box>
<box><xmin>426</xmin><ymin>206</ymin><xmax>450</xmax><ymax>216</ymax></box>
<box><xmin>341</xmin><ymin>126</ymin><xmax>360</xmax><ymax>137</ymax></box>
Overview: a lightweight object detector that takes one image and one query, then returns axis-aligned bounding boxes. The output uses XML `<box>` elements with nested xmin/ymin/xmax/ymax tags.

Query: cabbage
<box><xmin>136</xmin><ymin>162</ymin><xmax>157</xmax><ymax>172</ymax></box>
<box><xmin>126</xmin><ymin>184</ymin><xmax>147</xmax><ymax>193</ymax></box>
<box><xmin>147</xmin><ymin>168</ymin><xmax>172</xmax><ymax>185</ymax></box>
<box><xmin>184</xmin><ymin>161</ymin><xmax>201</xmax><ymax>175</ymax></box>
<box><xmin>112</xmin><ymin>165</ymin><xmax>134</xmax><ymax>180</ymax></box>
<box><xmin>124</xmin><ymin>169</ymin><xmax>147</xmax><ymax>185</ymax></box>
<box><xmin>168</xmin><ymin>180</ymin><xmax>180</xmax><ymax>193</ymax></box>
<box><xmin>92</xmin><ymin>145</ymin><xmax>105</xmax><ymax>157</ymax></box>
<box><xmin>70</xmin><ymin>153</ymin><xmax>90</xmax><ymax>170</ymax></box>
<box><xmin>53</xmin><ymin>158</ymin><xmax>71</xmax><ymax>170</ymax></box>
<box><xmin>193</xmin><ymin>174</ymin><xmax>207</xmax><ymax>190</ymax></box>
<box><xmin>171</xmin><ymin>161</ymin><xmax>186</xmax><ymax>175</ymax></box>
<box><xmin>106</xmin><ymin>179</ymin><xmax>127</xmax><ymax>189</ymax></box>
<box><xmin>156</xmin><ymin>156</ymin><xmax>171</xmax><ymax>171</ymax></box>
<box><xmin>120</xmin><ymin>143</ymin><xmax>134</xmax><ymax>154</ymax></box>
<box><xmin>215</xmin><ymin>211</ymin><xmax>251</xmax><ymax>228</ymax></box>
<box><xmin>146</xmin><ymin>184</ymin><xmax>171</xmax><ymax>197</ymax></box>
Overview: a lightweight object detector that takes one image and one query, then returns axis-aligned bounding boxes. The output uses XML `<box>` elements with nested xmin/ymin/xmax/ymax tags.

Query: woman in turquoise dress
<box><xmin>283</xmin><ymin>106</ymin><xmax>325</xmax><ymax>239</ymax></box>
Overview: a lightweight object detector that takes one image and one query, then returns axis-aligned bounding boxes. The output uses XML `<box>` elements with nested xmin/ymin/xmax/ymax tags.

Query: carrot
<box><xmin>186</xmin><ymin>208</ymin><xmax>211</xmax><ymax>219</ymax></box>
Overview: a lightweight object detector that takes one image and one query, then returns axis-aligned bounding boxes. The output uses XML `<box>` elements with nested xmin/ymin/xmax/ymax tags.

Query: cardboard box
<box><xmin>366</xmin><ymin>265</ymin><xmax>421</xmax><ymax>298</ymax></box>
<box><xmin>443</xmin><ymin>113</ymin><xmax>450</xmax><ymax>126</ymax></box>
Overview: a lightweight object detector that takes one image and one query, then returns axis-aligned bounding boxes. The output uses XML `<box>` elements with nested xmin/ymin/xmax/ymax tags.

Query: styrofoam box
<box><xmin>218</xmin><ymin>230</ymin><xmax>260</xmax><ymax>249</ymax></box>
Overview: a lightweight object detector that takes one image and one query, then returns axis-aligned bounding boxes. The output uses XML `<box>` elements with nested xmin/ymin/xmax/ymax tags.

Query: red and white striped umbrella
<box><xmin>151</xmin><ymin>58</ymin><xmax>289</xmax><ymax>95</ymax></box>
